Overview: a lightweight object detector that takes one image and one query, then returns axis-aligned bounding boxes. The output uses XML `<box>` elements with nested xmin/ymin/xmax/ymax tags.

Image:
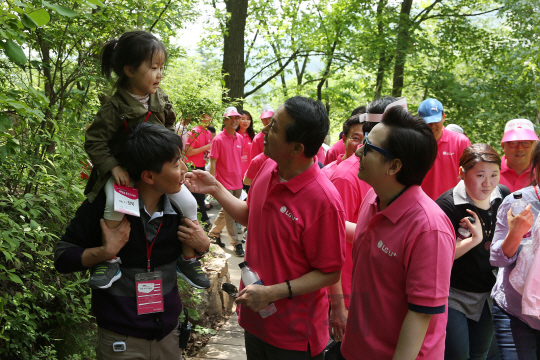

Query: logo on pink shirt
<box><xmin>280</xmin><ymin>206</ymin><xmax>298</xmax><ymax>221</ymax></box>
<box><xmin>377</xmin><ymin>240</ymin><xmax>396</xmax><ymax>257</ymax></box>
<box><xmin>442</xmin><ymin>151</ymin><xmax>454</xmax><ymax>155</ymax></box>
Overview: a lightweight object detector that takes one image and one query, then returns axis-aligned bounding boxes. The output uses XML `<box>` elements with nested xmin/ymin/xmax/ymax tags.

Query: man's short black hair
<box><xmin>343</xmin><ymin>113</ymin><xmax>363</xmax><ymax>137</ymax></box>
<box><xmin>363</xmin><ymin>96</ymin><xmax>398</xmax><ymax>135</ymax></box>
<box><xmin>351</xmin><ymin>106</ymin><xmax>366</xmax><ymax>116</ymax></box>
<box><xmin>120</xmin><ymin>123</ymin><xmax>183</xmax><ymax>181</ymax></box>
<box><xmin>283</xmin><ymin>96</ymin><xmax>329</xmax><ymax>158</ymax></box>
<box><xmin>379</xmin><ymin>106</ymin><xmax>437</xmax><ymax>186</ymax></box>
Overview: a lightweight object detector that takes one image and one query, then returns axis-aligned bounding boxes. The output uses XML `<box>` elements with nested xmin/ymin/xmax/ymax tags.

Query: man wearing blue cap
<box><xmin>418</xmin><ymin>98</ymin><xmax>471</xmax><ymax>200</ymax></box>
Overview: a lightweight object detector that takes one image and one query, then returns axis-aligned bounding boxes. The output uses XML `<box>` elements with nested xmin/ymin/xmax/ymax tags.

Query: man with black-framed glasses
<box><xmin>341</xmin><ymin>106</ymin><xmax>455</xmax><ymax>360</ymax></box>
<box><xmin>500</xmin><ymin>119</ymin><xmax>539</xmax><ymax>192</ymax></box>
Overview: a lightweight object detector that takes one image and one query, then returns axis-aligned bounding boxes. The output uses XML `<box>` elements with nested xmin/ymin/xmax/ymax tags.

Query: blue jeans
<box><xmin>493</xmin><ymin>303</ymin><xmax>540</xmax><ymax>360</ymax></box>
<box><xmin>445</xmin><ymin>301</ymin><xmax>494</xmax><ymax>359</ymax></box>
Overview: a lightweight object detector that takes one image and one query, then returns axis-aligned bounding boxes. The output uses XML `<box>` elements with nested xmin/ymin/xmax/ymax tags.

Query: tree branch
<box><xmin>244</xmin><ymin>51</ymin><xmax>299</xmax><ymax>97</ymax></box>
<box><xmin>418</xmin><ymin>7</ymin><xmax>503</xmax><ymax>23</ymax></box>
<box><xmin>413</xmin><ymin>0</ymin><xmax>443</xmax><ymax>23</ymax></box>
<box><xmin>245</xmin><ymin>27</ymin><xmax>259</xmax><ymax>66</ymax></box>
<box><xmin>149</xmin><ymin>0</ymin><xmax>173</xmax><ymax>31</ymax></box>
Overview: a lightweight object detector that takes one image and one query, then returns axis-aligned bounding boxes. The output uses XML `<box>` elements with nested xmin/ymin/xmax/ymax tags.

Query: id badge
<box><xmin>135</xmin><ymin>271</ymin><xmax>164</xmax><ymax>315</ymax></box>
<box><xmin>114</xmin><ymin>184</ymin><xmax>140</xmax><ymax>217</ymax></box>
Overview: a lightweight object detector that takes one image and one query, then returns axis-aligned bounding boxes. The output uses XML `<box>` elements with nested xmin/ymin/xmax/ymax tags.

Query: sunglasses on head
<box><xmin>362</xmin><ymin>137</ymin><xmax>395</xmax><ymax>159</ymax></box>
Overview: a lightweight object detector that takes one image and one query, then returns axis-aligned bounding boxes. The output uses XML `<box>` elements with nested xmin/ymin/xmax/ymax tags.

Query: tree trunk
<box><xmin>374</xmin><ymin>0</ymin><xmax>389</xmax><ymax>99</ymax></box>
<box><xmin>391</xmin><ymin>0</ymin><xmax>413</xmax><ymax>97</ymax></box>
<box><xmin>222</xmin><ymin>0</ymin><xmax>249</xmax><ymax>106</ymax></box>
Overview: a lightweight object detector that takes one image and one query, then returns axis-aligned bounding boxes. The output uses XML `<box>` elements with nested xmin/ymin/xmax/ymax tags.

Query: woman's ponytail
<box><xmin>100</xmin><ymin>39</ymin><xmax>118</xmax><ymax>79</ymax></box>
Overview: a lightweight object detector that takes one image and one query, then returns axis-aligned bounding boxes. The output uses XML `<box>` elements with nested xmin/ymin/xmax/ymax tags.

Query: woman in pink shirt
<box><xmin>237</xmin><ymin>110</ymin><xmax>255</xmax><ymax>190</ymax></box>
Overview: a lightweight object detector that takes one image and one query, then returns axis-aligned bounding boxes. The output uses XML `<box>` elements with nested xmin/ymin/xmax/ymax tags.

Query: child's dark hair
<box><xmin>101</xmin><ymin>31</ymin><xmax>167</xmax><ymax>89</ymax></box>
<box><xmin>121</xmin><ymin>123</ymin><xmax>182</xmax><ymax>181</ymax></box>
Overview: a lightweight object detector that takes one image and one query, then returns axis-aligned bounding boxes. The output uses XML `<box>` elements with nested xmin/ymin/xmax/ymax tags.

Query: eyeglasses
<box><xmin>347</xmin><ymin>136</ymin><xmax>363</xmax><ymax>142</ymax></box>
<box><xmin>507</xmin><ymin>141</ymin><xmax>534</xmax><ymax>148</ymax></box>
<box><xmin>362</xmin><ymin>137</ymin><xmax>395</xmax><ymax>159</ymax></box>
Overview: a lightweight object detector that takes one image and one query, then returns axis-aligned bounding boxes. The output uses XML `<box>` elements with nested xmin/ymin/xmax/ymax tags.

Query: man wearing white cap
<box><xmin>418</xmin><ymin>98</ymin><xmax>471</xmax><ymax>200</ymax></box>
<box><xmin>208</xmin><ymin>107</ymin><xmax>245</xmax><ymax>256</ymax></box>
<box><xmin>250</xmin><ymin>106</ymin><xmax>274</xmax><ymax>158</ymax></box>
<box><xmin>499</xmin><ymin>119</ymin><xmax>539</xmax><ymax>192</ymax></box>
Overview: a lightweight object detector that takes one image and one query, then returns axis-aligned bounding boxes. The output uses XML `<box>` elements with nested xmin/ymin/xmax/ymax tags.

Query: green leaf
<box><xmin>21</xmin><ymin>14</ymin><xmax>37</xmax><ymax>30</ymax></box>
<box><xmin>27</xmin><ymin>9</ymin><xmax>50</xmax><ymax>27</ymax></box>
<box><xmin>43</xmin><ymin>1</ymin><xmax>78</xmax><ymax>17</ymax></box>
<box><xmin>14</xmin><ymin>0</ymin><xmax>26</xmax><ymax>7</ymax></box>
<box><xmin>37</xmin><ymin>250</ymin><xmax>52</xmax><ymax>256</ymax></box>
<box><xmin>0</xmin><ymin>113</ymin><xmax>11</xmax><ymax>131</ymax></box>
<box><xmin>1</xmin><ymin>40</ymin><xmax>27</xmax><ymax>66</ymax></box>
<box><xmin>8</xmin><ymin>273</ymin><xmax>23</xmax><ymax>285</ymax></box>
<box><xmin>87</xmin><ymin>0</ymin><xmax>105</xmax><ymax>5</ymax></box>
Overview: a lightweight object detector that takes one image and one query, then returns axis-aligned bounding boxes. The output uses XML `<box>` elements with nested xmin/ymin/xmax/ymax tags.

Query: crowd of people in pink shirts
<box><xmin>183</xmin><ymin>95</ymin><xmax>540</xmax><ymax>360</ymax></box>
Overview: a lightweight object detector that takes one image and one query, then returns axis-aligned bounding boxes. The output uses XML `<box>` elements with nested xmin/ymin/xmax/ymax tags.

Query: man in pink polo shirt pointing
<box><xmin>185</xmin><ymin>96</ymin><xmax>346</xmax><ymax>360</ymax></box>
<box><xmin>341</xmin><ymin>105</ymin><xmax>455</xmax><ymax>360</ymax></box>
<box><xmin>499</xmin><ymin>119</ymin><xmax>539</xmax><ymax>192</ymax></box>
<box><xmin>207</xmin><ymin>107</ymin><xmax>245</xmax><ymax>257</ymax></box>
<box><xmin>419</xmin><ymin>98</ymin><xmax>471</xmax><ymax>200</ymax></box>
<box><xmin>250</xmin><ymin>105</ymin><xmax>274</xmax><ymax>158</ymax></box>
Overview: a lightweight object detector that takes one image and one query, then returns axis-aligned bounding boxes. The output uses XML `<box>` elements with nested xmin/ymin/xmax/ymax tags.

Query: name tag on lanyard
<box><xmin>114</xmin><ymin>184</ymin><xmax>140</xmax><ymax>217</ymax></box>
<box><xmin>135</xmin><ymin>271</ymin><xmax>164</xmax><ymax>315</ymax></box>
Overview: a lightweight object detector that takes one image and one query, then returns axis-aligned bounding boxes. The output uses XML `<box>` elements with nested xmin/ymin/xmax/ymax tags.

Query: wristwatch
<box><xmin>195</xmin><ymin>247</ymin><xmax>210</xmax><ymax>258</ymax></box>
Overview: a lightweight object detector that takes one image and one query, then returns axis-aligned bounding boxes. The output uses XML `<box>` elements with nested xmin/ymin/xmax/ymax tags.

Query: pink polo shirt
<box><xmin>250</xmin><ymin>132</ymin><xmax>265</xmax><ymax>158</ymax></box>
<box><xmin>325</xmin><ymin>139</ymin><xmax>346</xmax><ymax>165</ymax></box>
<box><xmin>329</xmin><ymin>155</ymin><xmax>372</xmax><ymax>309</ymax></box>
<box><xmin>209</xmin><ymin>130</ymin><xmax>244</xmax><ymax>190</ymax></box>
<box><xmin>315</xmin><ymin>146</ymin><xmax>325</xmax><ymax>165</ymax></box>
<box><xmin>321</xmin><ymin>155</ymin><xmax>344</xmax><ymax>179</ymax></box>
<box><xmin>239</xmin><ymin>132</ymin><xmax>254</xmax><ymax>176</ymax></box>
<box><xmin>499</xmin><ymin>155</ymin><xmax>533</xmax><ymax>192</ymax></box>
<box><xmin>245</xmin><ymin>153</ymin><xmax>270</xmax><ymax>180</ymax></box>
<box><xmin>341</xmin><ymin>186</ymin><xmax>455</xmax><ymax>360</ymax></box>
<box><xmin>185</xmin><ymin>125</ymin><xmax>212</xmax><ymax>168</ymax></box>
<box><xmin>421</xmin><ymin>128</ymin><xmax>471</xmax><ymax>200</ymax></box>
<box><xmin>239</xmin><ymin>160</ymin><xmax>346</xmax><ymax>356</ymax></box>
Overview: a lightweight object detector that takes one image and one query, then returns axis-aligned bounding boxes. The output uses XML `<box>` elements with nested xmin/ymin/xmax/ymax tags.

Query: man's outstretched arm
<box><xmin>185</xmin><ymin>169</ymin><xmax>249</xmax><ymax>226</ymax></box>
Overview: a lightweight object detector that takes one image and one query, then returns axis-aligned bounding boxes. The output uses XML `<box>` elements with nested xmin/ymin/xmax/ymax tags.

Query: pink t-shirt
<box><xmin>499</xmin><ymin>155</ymin><xmax>533</xmax><ymax>192</ymax></box>
<box><xmin>185</xmin><ymin>125</ymin><xmax>212</xmax><ymax>168</ymax></box>
<box><xmin>325</xmin><ymin>139</ymin><xmax>346</xmax><ymax>165</ymax></box>
<box><xmin>341</xmin><ymin>186</ymin><xmax>455</xmax><ymax>360</ymax></box>
<box><xmin>421</xmin><ymin>128</ymin><xmax>471</xmax><ymax>200</ymax></box>
<box><xmin>240</xmin><ymin>132</ymin><xmax>254</xmax><ymax>176</ymax></box>
<box><xmin>315</xmin><ymin>146</ymin><xmax>325</xmax><ymax>166</ymax></box>
<box><xmin>209</xmin><ymin>130</ymin><xmax>244</xmax><ymax>190</ymax></box>
<box><xmin>245</xmin><ymin>153</ymin><xmax>270</xmax><ymax>180</ymax></box>
<box><xmin>250</xmin><ymin>132</ymin><xmax>265</xmax><ymax>159</ymax></box>
<box><xmin>321</xmin><ymin>155</ymin><xmax>344</xmax><ymax>179</ymax></box>
<box><xmin>329</xmin><ymin>155</ymin><xmax>372</xmax><ymax>309</ymax></box>
<box><xmin>240</xmin><ymin>161</ymin><xmax>346</xmax><ymax>356</ymax></box>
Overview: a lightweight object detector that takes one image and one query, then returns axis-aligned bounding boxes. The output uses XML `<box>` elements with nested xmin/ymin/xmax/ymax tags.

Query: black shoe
<box><xmin>176</xmin><ymin>258</ymin><xmax>211</xmax><ymax>289</ymax></box>
<box><xmin>235</xmin><ymin>244</ymin><xmax>245</xmax><ymax>257</ymax></box>
<box><xmin>210</xmin><ymin>235</ymin><xmax>225</xmax><ymax>248</ymax></box>
<box><xmin>202</xmin><ymin>221</ymin><xmax>212</xmax><ymax>232</ymax></box>
<box><xmin>242</xmin><ymin>229</ymin><xmax>247</xmax><ymax>244</ymax></box>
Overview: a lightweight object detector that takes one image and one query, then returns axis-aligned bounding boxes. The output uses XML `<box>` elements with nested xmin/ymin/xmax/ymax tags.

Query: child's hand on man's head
<box><xmin>111</xmin><ymin>166</ymin><xmax>130</xmax><ymax>186</ymax></box>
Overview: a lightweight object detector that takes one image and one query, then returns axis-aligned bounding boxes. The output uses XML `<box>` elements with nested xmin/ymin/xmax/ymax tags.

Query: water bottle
<box><xmin>511</xmin><ymin>191</ymin><xmax>532</xmax><ymax>242</ymax></box>
<box><xmin>511</xmin><ymin>192</ymin><xmax>527</xmax><ymax>216</ymax></box>
<box><xmin>457</xmin><ymin>216</ymin><xmax>475</xmax><ymax>240</ymax></box>
<box><xmin>239</xmin><ymin>261</ymin><xmax>277</xmax><ymax>318</ymax></box>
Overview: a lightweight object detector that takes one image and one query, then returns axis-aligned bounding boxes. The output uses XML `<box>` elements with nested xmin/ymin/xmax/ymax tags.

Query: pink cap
<box><xmin>223</xmin><ymin>106</ymin><xmax>241</xmax><ymax>118</ymax></box>
<box><xmin>260</xmin><ymin>106</ymin><xmax>274</xmax><ymax>119</ymax></box>
<box><xmin>501</xmin><ymin>119</ymin><xmax>539</xmax><ymax>143</ymax></box>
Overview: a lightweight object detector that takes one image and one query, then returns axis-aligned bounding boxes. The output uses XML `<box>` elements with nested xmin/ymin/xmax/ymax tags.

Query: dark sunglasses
<box><xmin>362</xmin><ymin>137</ymin><xmax>395</xmax><ymax>159</ymax></box>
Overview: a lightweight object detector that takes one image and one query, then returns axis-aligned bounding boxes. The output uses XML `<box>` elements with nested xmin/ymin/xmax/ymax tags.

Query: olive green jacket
<box><xmin>84</xmin><ymin>87</ymin><xmax>176</xmax><ymax>202</ymax></box>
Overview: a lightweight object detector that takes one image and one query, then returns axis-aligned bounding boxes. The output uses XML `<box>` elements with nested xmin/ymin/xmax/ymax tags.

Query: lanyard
<box><xmin>124</xmin><ymin>110</ymin><xmax>152</xmax><ymax>133</ymax></box>
<box><xmin>145</xmin><ymin>218</ymin><xmax>163</xmax><ymax>272</ymax></box>
<box><xmin>535</xmin><ymin>185</ymin><xmax>540</xmax><ymax>203</ymax></box>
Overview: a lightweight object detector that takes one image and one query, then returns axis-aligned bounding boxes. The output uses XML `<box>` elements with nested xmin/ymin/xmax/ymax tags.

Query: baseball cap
<box><xmin>260</xmin><ymin>106</ymin><xmax>274</xmax><ymax>119</ymax></box>
<box><xmin>418</xmin><ymin>98</ymin><xmax>444</xmax><ymax>124</ymax></box>
<box><xmin>446</xmin><ymin>124</ymin><xmax>464</xmax><ymax>134</ymax></box>
<box><xmin>223</xmin><ymin>106</ymin><xmax>241</xmax><ymax>118</ymax></box>
<box><xmin>501</xmin><ymin>119</ymin><xmax>539</xmax><ymax>143</ymax></box>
